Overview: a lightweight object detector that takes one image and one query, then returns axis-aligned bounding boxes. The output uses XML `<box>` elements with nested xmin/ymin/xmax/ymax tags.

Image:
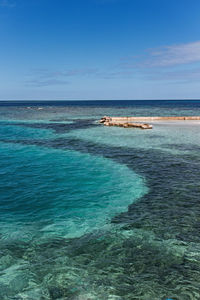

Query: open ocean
<box><xmin>1</xmin><ymin>100</ymin><xmax>200</xmax><ymax>300</ymax></box>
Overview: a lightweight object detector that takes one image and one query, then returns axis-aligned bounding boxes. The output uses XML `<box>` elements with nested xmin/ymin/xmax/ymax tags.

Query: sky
<box><xmin>0</xmin><ymin>0</ymin><xmax>200</xmax><ymax>100</ymax></box>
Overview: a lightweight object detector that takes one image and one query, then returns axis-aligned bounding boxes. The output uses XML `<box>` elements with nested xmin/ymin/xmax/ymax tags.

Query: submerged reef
<box><xmin>1</xmin><ymin>117</ymin><xmax>200</xmax><ymax>299</ymax></box>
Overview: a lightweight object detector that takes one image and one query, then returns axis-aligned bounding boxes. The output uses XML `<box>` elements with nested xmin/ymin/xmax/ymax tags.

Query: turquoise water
<box><xmin>1</xmin><ymin>100</ymin><xmax>200</xmax><ymax>299</ymax></box>
<box><xmin>66</xmin><ymin>120</ymin><xmax>200</xmax><ymax>155</ymax></box>
<box><xmin>0</xmin><ymin>141</ymin><xmax>146</xmax><ymax>240</ymax></box>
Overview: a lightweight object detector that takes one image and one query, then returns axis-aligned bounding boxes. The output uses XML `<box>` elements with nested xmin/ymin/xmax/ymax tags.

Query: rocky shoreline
<box><xmin>99</xmin><ymin>115</ymin><xmax>200</xmax><ymax>130</ymax></box>
<box><xmin>99</xmin><ymin>116</ymin><xmax>153</xmax><ymax>129</ymax></box>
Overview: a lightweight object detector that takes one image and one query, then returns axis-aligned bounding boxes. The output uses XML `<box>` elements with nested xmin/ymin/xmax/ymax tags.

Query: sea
<box><xmin>0</xmin><ymin>100</ymin><xmax>200</xmax><ymax>300</ymax></box>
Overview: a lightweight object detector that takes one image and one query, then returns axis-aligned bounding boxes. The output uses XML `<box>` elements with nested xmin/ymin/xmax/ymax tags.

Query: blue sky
<box><xmin>1</xmin><ymin>0</ymin><xmax>200</xmax><ymax>100</ymax></box>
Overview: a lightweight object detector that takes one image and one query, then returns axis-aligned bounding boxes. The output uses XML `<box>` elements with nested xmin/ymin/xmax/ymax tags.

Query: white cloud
<box><xmin>143</xmin><ymin>67</ymin><xmax>200</xmax><ymax>82</ymax></box>
<box><xmin>26</xmin><ymin>79</ymin><xmax>69</xmax><ymax>87</ymax></box>
<box><xmin>145</xmin><ymin>41</ymin><xmax>200</xmax><ymax>67</ymax></box>
<box><xmin>119</xmin><ymin>41</ymin><xmax>200</xmax><ymax>69</ymax></box>
<box><xmin>32</xmin><ymin>68</ymin><xmax>98</xmax><ymax>78</ymax></box>
<box><xmin>26</xmin><ymin>68</ymin><xmax>99</xmax><ymax>87</ymax></box>
<box><xmin>117</xmin><ymin>41</ymin><xmax>200</xmax><ymax>82</ymax></box>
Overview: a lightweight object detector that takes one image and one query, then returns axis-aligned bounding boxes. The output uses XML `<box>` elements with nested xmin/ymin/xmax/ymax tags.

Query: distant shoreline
<box><xmin>101</xmin><ymin>116</ymin><xmax>200</xmax><ymax>122</ymax></box>
<box><xmin>99</xmin><ymin>115</ymin><xmax>200</xmax><ymax>130</ymax></box>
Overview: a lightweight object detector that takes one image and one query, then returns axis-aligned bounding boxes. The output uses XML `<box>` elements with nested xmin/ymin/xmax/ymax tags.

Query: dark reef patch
<box><xmin>2</xmin><ymin>119</ymin><xmax>98</xmax><ymax>134</ymax></box>
<box><xmin>161</xmin><ymin>143</ymin><xmax>200</xmax><ymax>153</ymax></box>
<box><xmin>5</xmin><ymin>136</ymin><xmax>200</xmax><ymax>243</ymax></box>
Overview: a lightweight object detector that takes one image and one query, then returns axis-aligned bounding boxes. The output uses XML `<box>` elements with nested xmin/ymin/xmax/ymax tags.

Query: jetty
<box><xmin>99</xmin><ymin>116</ymin><xmax>200</xmax><ymax>130</ymax></box>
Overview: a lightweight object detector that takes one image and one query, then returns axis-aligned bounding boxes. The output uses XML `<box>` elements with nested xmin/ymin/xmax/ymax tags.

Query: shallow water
<box><xmin>1</xmin><ymin>100</ymin><xmax>200</xmax><ymax>300</ymax></box>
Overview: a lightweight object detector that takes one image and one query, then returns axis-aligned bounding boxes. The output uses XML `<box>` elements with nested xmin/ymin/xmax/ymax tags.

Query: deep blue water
<box><xmin>0</xmin><ymin>100</ymin><xmax>200</xmax><ymax>300</ymax></box>
<box><xmin>1</xmin><ymin>99</ymin><xmax>200</xmax><ymax>107</ymax></box>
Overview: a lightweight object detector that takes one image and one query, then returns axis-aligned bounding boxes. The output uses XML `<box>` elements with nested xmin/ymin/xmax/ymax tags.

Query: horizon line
<box><xmin>1</xmin><ymin>99</ymin><xmax>200</xmax><ymax>102</ymax></box>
